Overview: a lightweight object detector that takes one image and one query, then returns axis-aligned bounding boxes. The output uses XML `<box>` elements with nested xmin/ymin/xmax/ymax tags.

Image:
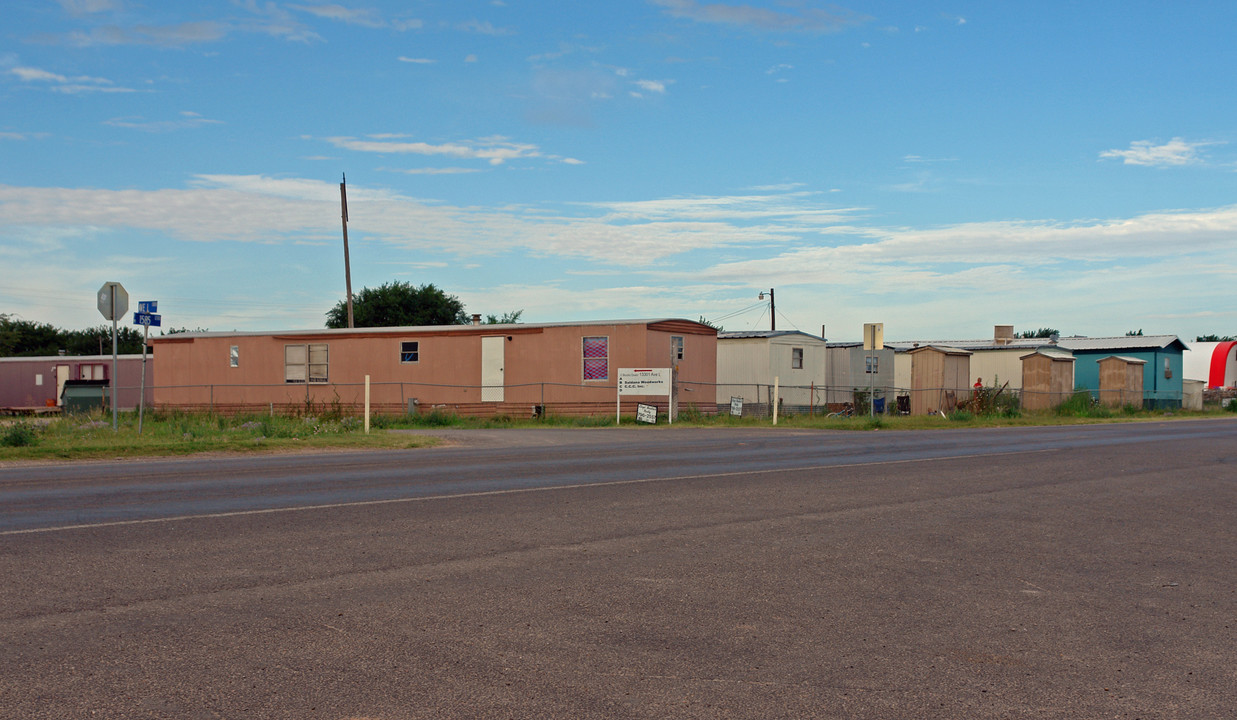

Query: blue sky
<box><xmin>2</xmin><ymin>0</ymin><xmax>1235</xmax><ymax>342</ymax></box>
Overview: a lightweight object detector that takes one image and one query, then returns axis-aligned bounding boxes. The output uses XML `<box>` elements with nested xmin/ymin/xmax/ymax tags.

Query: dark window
<box><xmin>401</xmin><ymin>341</ymin><xmax>419</xmax><ymax>363</ymax></box>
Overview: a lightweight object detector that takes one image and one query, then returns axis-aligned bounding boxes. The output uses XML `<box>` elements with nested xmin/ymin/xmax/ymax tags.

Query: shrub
<box><xmin>2</xmin><ymin>423</ymin><xmax>38</xmax><ymax>447</ymax></box>
<box><xmin>412</xmin><ymin>409</ymin><xmax>458</xmax><ymax>427</ymax></box>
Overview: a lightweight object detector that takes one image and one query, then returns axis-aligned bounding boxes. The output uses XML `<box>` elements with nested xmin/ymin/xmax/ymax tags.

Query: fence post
<box><xmin>209</xmin><ymin>385</ymin><xmax>214</xmax><ymax>414</ymax></box>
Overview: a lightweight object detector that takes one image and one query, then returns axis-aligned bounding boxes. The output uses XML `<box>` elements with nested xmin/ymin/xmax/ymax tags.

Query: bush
<box><xmin>411</xmin><ymin>409</ymin><xmax>458</xmax><ymax>427</ymax></box>
<box><xmin>2</xmin><ymin>423</ymin><xmax>39</xmax><ymax>447</ymax></box>
<box><xmin>947</xmin><ymin>410</ymin><xmax>974</xmax><ymax>422</ymax></box>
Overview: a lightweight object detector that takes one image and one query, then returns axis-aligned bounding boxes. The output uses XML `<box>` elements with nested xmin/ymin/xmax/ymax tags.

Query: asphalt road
<box><xmin>1</xmin><ymin>419</ymin><xmax>1235</xmax><ymax>718</ymax></box>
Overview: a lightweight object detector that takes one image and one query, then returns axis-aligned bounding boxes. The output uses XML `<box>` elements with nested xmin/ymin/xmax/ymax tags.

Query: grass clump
<box><xmin>2</xmin><ymin>423</ymin><xmax>39</xmax><ymax>447</ymax></box>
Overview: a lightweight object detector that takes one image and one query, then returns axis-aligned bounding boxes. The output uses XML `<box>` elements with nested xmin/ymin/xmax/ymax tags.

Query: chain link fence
<box><xmin>76</xmin><ymin>380</ymin><xmax>1190</xmax><ymax>419</ymax></box>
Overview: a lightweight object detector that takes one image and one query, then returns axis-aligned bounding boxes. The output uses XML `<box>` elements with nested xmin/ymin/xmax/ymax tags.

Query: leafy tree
<box><xmin>1125</xmin><ymin>329</ymin><xmax>1144</xmax><ymax>336</ymax></box>
<box><xmin>0</xmin><ymin>314</ymin><xmax>145</xmax><ymax>356</ymax></box>
<box><xmin>1016</xmin><ymin>327</ymin><xmax>1060</xmax><ymax>339</ymax></box>
<box><xmin>1196</xmin><ymin>334</ymin><xmax>1236</xmax><ymax>342</ymax></box>
<box><xmin>483</xmin><ymin>310</ymin><xmax>524</xmax><ymax>324</ymax></box>
<box><xmin>698</xmin><ymin>316</ymin><xmax>724</xmax><ymax>332</ymax></box>
<box><xmin>325</xmin><ymin>281</ymin><xmax>467</xmax><ymax>328</ymax></box>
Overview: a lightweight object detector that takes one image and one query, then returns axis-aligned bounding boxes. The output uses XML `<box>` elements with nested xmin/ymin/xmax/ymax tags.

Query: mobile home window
<box><xmin>792</xmin><ymin>347</ymin><xmax>804</xmax><ymax>369</ymax></box>
<box><xmin>400</xmin><ymin>341</ymin><xmax>419</xmax><ymax>363</ymax></box>
<box><xmin>230</xmin><ymin>345</ymin><xmax>239</xmax><ymax>368</ymax></box>
<box><xmin>582</xmin><ymin>336</ymin><xmax>609</xmax><ymax>381</ymax></box>
<box><xmin>285</xmin><ymin>343</ymin><xmax>329</xmax><ymax>383</ymax></box>
<box><xmin>672</xmin><ymin>336</ymin><xmax>684</xmax><ymax>361</ymax></box>
<box><xmin>79</xmin><ymin>363</ymin><xmax>105</xmax><ymax>380</ymax></box>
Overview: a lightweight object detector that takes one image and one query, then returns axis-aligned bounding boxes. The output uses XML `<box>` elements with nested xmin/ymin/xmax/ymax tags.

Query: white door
<box><xmin>481</xmin><ymin>336</ymin><xmax>505</xmax><ymax>402</ymax></box>
<box><xmin>55</xmin><ymin>364</ymin><xmax>70</xmax><ymax>406</ymax></box>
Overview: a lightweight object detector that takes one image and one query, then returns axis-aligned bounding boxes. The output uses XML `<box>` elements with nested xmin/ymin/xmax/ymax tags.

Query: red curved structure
<box><xmin>1209</xmin><ymin>341</ymin><xmax>1237</xmax><ymax>388</ymax></box>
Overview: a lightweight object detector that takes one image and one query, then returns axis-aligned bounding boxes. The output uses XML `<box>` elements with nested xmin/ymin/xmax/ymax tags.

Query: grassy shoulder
<box><xmin>0</xmin><ymin>410</ymin><xmax>441</xmax><ymax>462</ymax></box>
<box><xmin>3</xmin><ymin>399</ymin><xmax>1234</xmax><ymax>462</ymax></box>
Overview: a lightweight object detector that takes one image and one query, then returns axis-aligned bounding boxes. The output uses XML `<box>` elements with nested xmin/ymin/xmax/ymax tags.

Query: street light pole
<box><xmin>758</xmin><ymin>288</ymin><xmax>775</xmax><ymax>332</ymax></box>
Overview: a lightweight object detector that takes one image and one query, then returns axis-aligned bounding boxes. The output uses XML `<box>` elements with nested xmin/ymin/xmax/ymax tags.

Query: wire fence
<box><xmin>39</xmin><ymin>379</ymin><xmax>1196</xmax><ymax>419</ymax></box>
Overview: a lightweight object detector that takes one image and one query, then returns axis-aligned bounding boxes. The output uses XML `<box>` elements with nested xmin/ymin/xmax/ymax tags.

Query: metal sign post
<box><xmin>97</xmin><ymin>282</ymin><xmax>128</xmax><ymax>430</ymax></box>
<box><xmin>133</xmin><ymin>301</ymin><xmax>160</xmax><ymax>435</ymax></box>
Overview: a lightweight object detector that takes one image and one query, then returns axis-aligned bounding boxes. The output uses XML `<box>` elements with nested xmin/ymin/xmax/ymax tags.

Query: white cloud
<box><xmin>319</xmin><ymin>134</ymin><xmax>565</xmax><ymax>166</ymax></box>
<box><xmin>650</xmin><ymin>0</ymin><xmax>870</xmax><ymax>33</ymax></box>
<box><xmin>103</xmin><ymin>112</ymin><xmax>223</xmax><ymax>132</ymax></box>
<box><xmin>7</xmin><ymin>65</ymin><xmax>136</xmax><ymax>93</ymax></box>
<box><xmin>56</xmin><ymin>0</ymin><xmax>122</xmax><ymax>15</ymax></box>
<box><xmin>288</xmin><ymin>4</ymin><xmax>385</xmax><ymax>28</ymax></box>
<box><xmin>457</xmin><ymin>19</ymin><xmax>512</xmax><ymax>36</ymax></box>
<box><xmin>60</xmin><ymin>21</ymin><xmax>228</xmax><ymax>47</ymax></box>
<box><xmin>634</xmin><ymin>79</ymin><xmax>669</xmax><ymax>94</ymax></box>
<box><xmin>398</xmin><ymin>56</ymin><xmax>437</xmax><ymax>64</ymax></box>
<box><xmin>4</xmin><ymin>176</ymin><xmax>1237</xmax><ymax>336</ymax></box>
<box><xmin>1099</xmin><ymin>137</ymin><xmax>1221</xmax><ymax>167</ymax></box>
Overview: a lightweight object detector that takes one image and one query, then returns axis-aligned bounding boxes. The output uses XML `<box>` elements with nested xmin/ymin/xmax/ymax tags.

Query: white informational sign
<box><xmin>730</xmin><ymin>397</ymin><xmax>743</xmax><ymax>417</ymax></box>
<box><xmin>616</xmin><ymin>367</ymin><xmax>673</xmax><ymax>425</ymax></box>
<box><xmin>636</xmin><ymin>403</ymin><xmax>658</xmax><ymax>424</ymax></box>
<box><xmin>618</xmin><ymin>368</ymin><xmax>671</xmax><ymax>395</ymax></box>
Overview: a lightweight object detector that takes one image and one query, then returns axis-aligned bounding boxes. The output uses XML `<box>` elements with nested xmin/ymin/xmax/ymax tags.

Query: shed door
<box><xmin>481</xmin><ymin>336</ymin><xmax>505</xmax><ymax>402</ymax></box>
<box><xmin>55</xmin><ymin>364</ymin><xmax>70</xmax><ymax>406</ymax></box>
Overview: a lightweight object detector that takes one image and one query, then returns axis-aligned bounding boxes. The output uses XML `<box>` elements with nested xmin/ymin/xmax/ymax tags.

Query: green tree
<box><xmin>1125</xmin><ymin>329</ymin><xmax>1144</xmax><ymax>336</ymax></box>
<box><xmin>1196</xmin><ymin>334</ymin><xmax>1236</xmax><ymax>342</ymax></box>
<box><xmin>1016</xmin><ymin>327</ymin><xmax>1060</xmax><ymax>339</ymax></box>
<box><xmin>0</xmin><ymin>314</ymin><xmax>144</xmax><ymax>356</ymax></box>
<box><xmin>325</xmin><ymin>281</ymin><xmax>467</xmax><ymax>328</ymax></box>
<box><xmin>483</xmin><ymin>310</ymin><xmax>524</xmax><ymax>324</ymax></box>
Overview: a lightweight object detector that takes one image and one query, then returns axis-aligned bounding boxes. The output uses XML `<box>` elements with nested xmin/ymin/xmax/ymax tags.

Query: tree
<box><xmin>483</xmin><ymin>310</ymin><xmax>524</xmax><ymax>324</ymax></box>
<box><xmin>1125</xmin><ymin>329</ymin><xmax>1144</xmax><ymax>336</ymax></box>
<box><xmin>1016</xmin><ymin>327</ymin><xmax>1060</xmax><ymax>339</ymax></box>
<box><xmin>0</xmin><ymin>314</ymin><xmax>145</xmax><ymax>356</ymax></box>
<box><xmin>1196</xmin><ymin>334</ymin><xmax>1236</xmax><ymax>342</ymax></box>
<box><xmin>698</xmin><ymin>316</ymin><xmax>724</xmax><ymax>332</ymax></box>
<box><xmin>325</xmin><ymin>281</ymin><xmax>467</xmax><ymax>328</ymax></box>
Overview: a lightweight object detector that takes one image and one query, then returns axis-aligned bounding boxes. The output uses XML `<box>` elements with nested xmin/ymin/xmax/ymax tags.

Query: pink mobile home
<box><xmin>0</xmin><ymin>354</ymin><xmax>152</xmax><ymax>411</ymax></box>
<box><xmin>150</xmin><ymin>319</ymin><xmax>717</xmax><ymax>416</ymax></box>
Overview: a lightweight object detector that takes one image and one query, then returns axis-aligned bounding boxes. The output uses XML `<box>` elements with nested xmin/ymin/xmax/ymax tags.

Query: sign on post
<box><xmin>617</xmin><ymin>368</ymin><xmax>673</xmax><ymax>425</ymax></box>
<box><xmin>97</xmin><ymin>282</ymin><xmax>128</xmax><ymax>321</ymax></box>
<box><xmin>96</xmin><ymin>282</ymin><xmax>127</xmax><ymax>431</ymax></box>
<box><xmin>636</xmin><ymin>403</ymin><xmax>658</xmax><ymax>424</ymax></box>
<box><xmin>132</xmin><ymin>300</ymin><xmax>159</xmax><ymax>435</ymax></box>
<box><xmin>133</xmin><ymin>311</ymin><xmax>161</xmax><ymax>327</ymax></box>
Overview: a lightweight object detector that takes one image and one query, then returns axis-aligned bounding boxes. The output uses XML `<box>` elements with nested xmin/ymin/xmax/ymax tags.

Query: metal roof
<box><xmin>1056</xmin><ymin>335</ymin><xmax>1185</xmax><ymax>352</ymax></box>
<box><xmin>884</xmin><ymin>338</ymin><xmax>1055</xmax><ymax>351</ymax></box>
<box><xmin>150</xmin><ymin>318</ymin><xmax>713</xmax><ymax>341</ymax></box>
<box><xmin>718</xmin><ymin>330</ymin><xmax>825</xmax><ymax>341</ymax></box>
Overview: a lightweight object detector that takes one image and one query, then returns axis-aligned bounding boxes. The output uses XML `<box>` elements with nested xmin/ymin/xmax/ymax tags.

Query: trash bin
<box><xmin>61</xmin><ymin>379</ymin><xmax>109</xmax><ymax>414</ymax></box>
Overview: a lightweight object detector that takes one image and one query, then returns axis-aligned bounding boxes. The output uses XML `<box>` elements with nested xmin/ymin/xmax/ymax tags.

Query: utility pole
<box><xmin>340</xmin><ymin>173</ymin><xmax>355</xmax><ymax>328</ymax></box>
<box><xmin>758</xmin><ymin>288</ymin><xmax>775</xmax><ymax>331</ymax></box>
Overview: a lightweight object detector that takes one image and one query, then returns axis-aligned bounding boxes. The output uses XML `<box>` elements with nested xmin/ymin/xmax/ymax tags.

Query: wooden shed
<box><xmin>909</xmin><ymin>346</ymin><xmax>972</xmax><ymax>415</ymax></box>
<box><xmin>1097</xmin><ymin>355</ymin><xmax>1146</xmax><ymax>407</ymax></box>
<box><xmin>1020</xmin><ymin>349</ymin><xmax>1075</xmax><ymax>411</ymax></box>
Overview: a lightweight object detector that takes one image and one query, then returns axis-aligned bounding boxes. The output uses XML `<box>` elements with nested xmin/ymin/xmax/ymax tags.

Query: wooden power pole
<box><xmin>340</xmin><ymin>173</ymin><xmax>354</xmax><ymax>328</ymax></box>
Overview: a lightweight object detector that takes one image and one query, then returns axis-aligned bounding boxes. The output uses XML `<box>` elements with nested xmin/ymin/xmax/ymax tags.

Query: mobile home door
<box><xmin>481</xmin><ymin>336</ymin><xmax>505</xmax><ymax>402</ymax></box>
